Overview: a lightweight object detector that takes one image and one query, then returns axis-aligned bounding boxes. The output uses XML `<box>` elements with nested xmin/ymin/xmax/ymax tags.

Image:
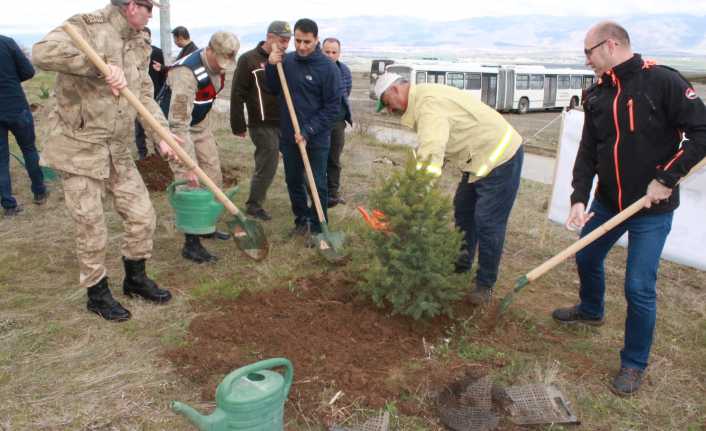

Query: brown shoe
<box><xmin>611</xmin><ymin>367</ymin><xmax>643</xmax><ymax>396</ymax></box>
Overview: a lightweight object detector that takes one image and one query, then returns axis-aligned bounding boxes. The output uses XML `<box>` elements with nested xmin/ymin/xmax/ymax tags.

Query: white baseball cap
<box><xmin>374</xmin><ymin>72</ymin><xmax>402</xmax><ymax>112</ymax></box>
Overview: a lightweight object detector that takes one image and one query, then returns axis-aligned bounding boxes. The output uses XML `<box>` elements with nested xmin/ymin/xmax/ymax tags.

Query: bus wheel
<box><xmin>518</xmin><ymin>97</ymin><xmax>529</xmax><ymax>114</ymax></box>
<box><xmin>569</xmin><ymin>96</ymin><xmax>579</xmax><ymax>110</ymax></box>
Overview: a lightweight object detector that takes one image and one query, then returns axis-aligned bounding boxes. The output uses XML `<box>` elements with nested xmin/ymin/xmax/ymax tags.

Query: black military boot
<box><xmin>182</xmin><ymin>234</ymin><xmax>218</xmax><ymax>263</ymax></box>
<box><xmin>87</xmin><ymin>277</ymin><xmax>132</xmax><ymax>322</ymax></box>
<box><xmin>122</xmin><ymin>257</ymin><xmax>172</xmax><ymax>303</ymax></box>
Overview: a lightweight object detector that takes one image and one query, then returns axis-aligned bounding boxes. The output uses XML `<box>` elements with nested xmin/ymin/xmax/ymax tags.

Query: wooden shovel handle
<box><xmin>527</xmin><ymin>156</ymin><xmax>706</xmax><ymax>282</ymax></box>
<box><xmin>275</xmin><ymin>62</ymin><xmax>327</xmax><ymax>224</ymax></box>
<box><xmin>62</xmin><ymin>23</ymin><xmax>243</xmax><ymax>217</ymax></box>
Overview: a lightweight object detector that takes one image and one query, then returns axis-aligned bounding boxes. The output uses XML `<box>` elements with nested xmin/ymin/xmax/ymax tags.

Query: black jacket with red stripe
<box><xmin>571</xmin><ymin>54</ymin><xmax>706</xmax><ymax>215</ymax></box>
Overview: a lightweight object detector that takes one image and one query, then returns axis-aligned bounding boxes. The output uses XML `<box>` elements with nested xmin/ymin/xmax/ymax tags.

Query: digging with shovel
<box><xmin>63</xmin><ymin>23</ymin><xmax>269</xmax><ymax>261</ymax></box>
<box><xmin>497</xmin><ymin>156</ymin><xmax>706</xmax><ymax>319</ymax></box>
<box><xmin>274</xmin><ymin>62</ymin><xmax>348</xmax><ymax>263</ymax></box>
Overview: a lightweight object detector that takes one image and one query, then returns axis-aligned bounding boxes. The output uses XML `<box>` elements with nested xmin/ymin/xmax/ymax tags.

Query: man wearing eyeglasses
<box><xmin>553</xmin><ymin>21</ymin><xmax>706</xmax><ymax>396</ymax></box>
<box><xmin>373</xmin><ymin>72</ymin><xmax>524</xmax><ymax>306</ymax></box>
<box><xmin>33</xmin><ymin>0</ymin><xmax>182</xmax><ymax>322</ymax></box>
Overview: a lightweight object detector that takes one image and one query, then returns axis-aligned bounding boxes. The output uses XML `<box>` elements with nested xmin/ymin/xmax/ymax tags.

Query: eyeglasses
<box><xmin>584</xmin><ymin>39</ymin><xmax>608</xmax><ymax>57</ymax></box>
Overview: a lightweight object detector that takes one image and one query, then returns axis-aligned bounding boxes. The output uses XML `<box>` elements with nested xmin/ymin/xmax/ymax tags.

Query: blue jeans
<box><xmin>0</xmin><ymin>109</ymin><xmax>46</xmax><ymax>209</ymax></box>
<box><xmin>280</xmin><ymin>141</ymin><xmax>329</xmax><ymax>233</ymax></box>
<box><xmin>454</xmin><ymin>146</ymin><xmax>524</xmax><ymax>288</ymax></box>
<box><xmin>576</xmin><ymin>199</ymin><xmax>673</xmax><ymax>370</ymax></box>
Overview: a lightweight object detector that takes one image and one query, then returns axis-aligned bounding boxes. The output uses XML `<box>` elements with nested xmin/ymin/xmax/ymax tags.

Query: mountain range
<box><xmin>9</xmin><ymin>14</ymin><xmax>706</xmax><ymax>71</ymax></box>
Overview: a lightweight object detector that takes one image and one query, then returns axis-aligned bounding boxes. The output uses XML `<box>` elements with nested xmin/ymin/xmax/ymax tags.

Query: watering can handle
<box><xmin>166</xmin><ymin>179</ymin><xmax>189</xmax><ymax>204</ymax></box>
<box><xmin>216</xmin><ymin>358</ymin><xmax>294</xmax><ymax>402</ymax></box>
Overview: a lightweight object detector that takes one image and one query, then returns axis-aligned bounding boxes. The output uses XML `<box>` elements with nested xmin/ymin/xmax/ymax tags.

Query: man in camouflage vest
<box><xmin>160</xmin><ymin>31</ymin><xmax>239</xmax><ymax>263</ymax></box>
<box><xmin>33</xmin><ymin>0</ymin><xmax>183</xmax><ymax>322</ymax></box>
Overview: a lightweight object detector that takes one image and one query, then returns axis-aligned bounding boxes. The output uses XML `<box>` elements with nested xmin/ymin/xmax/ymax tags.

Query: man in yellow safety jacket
<box><xmin>374</xmin><ymin>72</ymin><xmax>524</xmax><ymax>304</ymax></box>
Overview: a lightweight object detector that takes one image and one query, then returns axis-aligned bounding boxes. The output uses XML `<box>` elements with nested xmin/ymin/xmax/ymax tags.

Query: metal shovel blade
<box><xmin>227</xmin><ymin>215</ymin><xmax>269</xmax><ymax>261</ymax></box>
<box><xmin>315</xmin><ymin>226</ymin><xmax>347</xmax><ymax>264</ymax></box>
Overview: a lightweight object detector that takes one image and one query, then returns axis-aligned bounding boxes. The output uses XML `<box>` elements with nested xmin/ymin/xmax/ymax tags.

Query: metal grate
<box><xmin>438</xmin><ymin>375</ymin><xmax>499</xmax><ymax>431</ymax></box>
<box><xmin>331</xmin><ymin>412</ymin><xmax>390</xmax><ymax>431</ymax></box>
<box><xmin>504</xmin><ymin>384</ymin><xmax>578</xmax><ymax>425</ymax></box>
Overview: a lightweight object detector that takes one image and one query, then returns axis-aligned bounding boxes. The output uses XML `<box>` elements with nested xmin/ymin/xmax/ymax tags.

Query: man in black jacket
<box><xmin>230</xmin><ymin>21</ymin><xmax>291</xmax><ymax>221</ymax></box>
<box><xmin>135</xmin><ymin>27</ymin><xmax>166</xmax><ymax>159</ymax></box>
<box><xmin>265</xmin><ymin>18</ymin><xmax>341</xmax><ymax>238</ymax></box>
<box><xmin>0</xmin><ymin>35</ymin><xmax>47</xmax><ymax>217</ymax></box>
<box><xmin>172</xmin><ymin>26</ymin><xmax>197</xmax><ymax>61</ymax></box>
<box><xmin>553</xmin><ymin>21</ymin><xmax>706</xmax><ymax>396</ymax></box>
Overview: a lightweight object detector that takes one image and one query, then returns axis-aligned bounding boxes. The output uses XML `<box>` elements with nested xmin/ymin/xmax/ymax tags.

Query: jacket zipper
<box><xmin>612</xmin><ymin>75</ymin><xmax>624</xmax><ymax>211</ymax></box>
<box><xmin>627</xmin><ymin>98</ymin><xmax>634</xmax><ymax>132</ymax></box>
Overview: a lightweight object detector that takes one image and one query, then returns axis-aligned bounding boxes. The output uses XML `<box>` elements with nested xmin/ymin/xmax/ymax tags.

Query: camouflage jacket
<box><xmin>32</xmin><ymin>5</ymin><xmax>168</xmax><ymax>179</ymax></box>
<box><xmin>164</xmin><ymin>52</ymin><xmax>223</xmax><ymax>164</ymax></box>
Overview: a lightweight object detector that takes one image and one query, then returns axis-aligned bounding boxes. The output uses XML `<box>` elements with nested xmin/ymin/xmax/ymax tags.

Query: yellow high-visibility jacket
<box><xmin>400</xmin><ymin>84</ymin><xmax>522</xmax><ymax>181</ymax></box>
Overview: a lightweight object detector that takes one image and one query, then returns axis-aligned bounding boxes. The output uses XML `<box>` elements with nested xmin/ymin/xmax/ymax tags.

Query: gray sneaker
<box><xmin>3</xmin><ymin>205</ymin><xmax>23</xmax><ymax>217</ymax></box>
<box><xmin>34</xmin><ymin>192</ymin><xmax>49</xmax><ymax>205</ymax></box>
<box><xmin>611</xmin><ymin>367</ymin><xmax>643</xmax><ymax>396</ymax></box>
<box><xmin>468</xmin><ymin>285</ymin><xmax>493</xmax><ymax>305</ymax></box>
<box><xmin>552</xmin><ymin>304</ymin><xmax>605</xmax><ymax>326</ymax></box>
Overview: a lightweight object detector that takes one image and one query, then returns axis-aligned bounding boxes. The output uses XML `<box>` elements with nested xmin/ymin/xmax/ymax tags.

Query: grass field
<box><xmin>1</xmin><ymin>72</ymin><xmax>705</xmax><ymax>430</ymax></box>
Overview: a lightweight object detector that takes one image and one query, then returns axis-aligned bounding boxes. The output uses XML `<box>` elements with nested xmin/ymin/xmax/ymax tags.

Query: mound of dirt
<box><xmin>135</xmin><ymin>154</ymin><xmax>174</xmax><ymax>191</ymax></box>
<box><xmin>164</xmin><ymin>273</ymin><xmax>480</xmax><ymax>424</ymax></box>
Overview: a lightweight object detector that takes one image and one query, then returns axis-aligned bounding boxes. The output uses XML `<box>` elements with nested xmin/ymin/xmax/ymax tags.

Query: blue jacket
<box><xmin>336</xmin><ymin>60</ymin><xmax>353</xmax><ymax>126</ymax></box>
<box><xmin>0</xmin><ymin>35</ymin><xmax>35</xmax><ymax>122</ymax></box>
<box><xmin>265</xmin><ymin>46</ymin><xmax>341</xmax><ymax>148</ymax></box>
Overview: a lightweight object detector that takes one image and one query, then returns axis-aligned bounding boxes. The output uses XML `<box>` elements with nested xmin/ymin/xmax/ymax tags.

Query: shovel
<box><xmin>63</xmin><ymin>23</ymin><xmax>268</xmax><ymax>261</ymax></box>
<box><xmin>275</xmin><ymin>62</ymin><xmax>347</xmax><ymax>263</ymax></box>
<box><xmin>498</xmin><ymin>156</ymin><xmax>706</xmax><ymax>315</ymax></box>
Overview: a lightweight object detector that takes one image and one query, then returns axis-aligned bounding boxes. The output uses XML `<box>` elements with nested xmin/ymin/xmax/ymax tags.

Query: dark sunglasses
<box><xmin>584</xmin><ymin>39</ymin><xmax>608</xmax><ymax>57</ymax></box>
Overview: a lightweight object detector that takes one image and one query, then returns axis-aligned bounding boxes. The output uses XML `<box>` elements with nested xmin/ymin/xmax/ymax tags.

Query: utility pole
<box><xmin>159</xmin><ymin>0</ymin><xmax>172</xmax><ymax>62</ymax></box>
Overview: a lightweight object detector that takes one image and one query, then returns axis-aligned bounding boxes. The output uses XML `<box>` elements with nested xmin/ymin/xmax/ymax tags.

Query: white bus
<box><xmin>371</xmin><ymin>60</ymin><xmax>596</xmax><ymax>113</ymax></box>
<box><xmin>499</xmin><ymin>65</ymin><xmax>596</xmax><ymax>113</ymax></box>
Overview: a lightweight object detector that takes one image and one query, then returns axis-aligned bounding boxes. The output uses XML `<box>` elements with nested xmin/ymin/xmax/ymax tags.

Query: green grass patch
<box><xmin>191</xmin><ymin>277</ymin><xmax>243</xmax><ymax>300</ymax></box>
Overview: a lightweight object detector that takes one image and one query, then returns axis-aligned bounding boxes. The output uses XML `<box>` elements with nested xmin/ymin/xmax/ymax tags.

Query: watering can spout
<box><xmin>171</xmin><ymin>401</ymin><xmax>215</xmax><ymax>431</ymax></box>
<box><xmin>209</xmin><ymin>185</ymin><xmax>239</xmax><ymax>219</ymax></box>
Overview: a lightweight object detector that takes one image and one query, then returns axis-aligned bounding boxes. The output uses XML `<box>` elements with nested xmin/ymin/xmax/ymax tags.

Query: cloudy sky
<box><xmin>2</xmin><ymin>0</ymin><xmax>705</xmax><ymax>34</ymax></box>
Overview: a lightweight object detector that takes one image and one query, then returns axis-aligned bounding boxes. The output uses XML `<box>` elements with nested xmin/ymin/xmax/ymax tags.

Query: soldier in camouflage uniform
<box><xmin>160</xmin><ymin>31</ymin><xmax>239</xmax><ymax>263</ymax></box>
<box><xmin>32</xmin><ymin>0</ymin><xmax>183</xmax><ymax>322</ymax></box>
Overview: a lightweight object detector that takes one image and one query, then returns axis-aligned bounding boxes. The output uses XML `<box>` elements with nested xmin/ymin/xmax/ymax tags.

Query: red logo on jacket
<box><xmin>685</xmin><ymin>88</ymin><xmax>697</xmax><ymax>100</ymax></box>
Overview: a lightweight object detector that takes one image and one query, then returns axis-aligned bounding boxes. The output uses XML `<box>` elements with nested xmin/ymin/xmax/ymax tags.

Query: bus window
<box><xmin>571</xmin><ymin>75</ymin><xmax>582</xmax><ymax>89</ymax></box>
<box><xmin>516</xmin><ymin>74</ymin><xmax>529</xmax><ymax>90</ymax></box>
<box><xmin>465</xmin><ymin>72</ymin><xmax>481</xmax><ymax>90</ymax></box>
<box><xmin>448</xmin><ymin>72</ymin><xmax>464</xmax><ymax>89</ymax></box>
<box><xmin>428</xmin><ymin>71</ymin><xmax>445</xmax><ymax>84</ymax></box>
<box><xmin>582</xmin><ymin>75</ymin><xmax>595</xmax><ymax>89</ymax></box>
<box><xmin>530</xmin><ymin>74</ymin><xmax>544</xmax><ymax>89</ymax></box>
<box><xmin>558</xmin><ymin>75</ymin><xmax>571</xmax><ymax>89</ymax></box>
<box><xmin>416</xmin><ymin>71</ymin><xmax>426</xmax><ymax>84</ymax></box>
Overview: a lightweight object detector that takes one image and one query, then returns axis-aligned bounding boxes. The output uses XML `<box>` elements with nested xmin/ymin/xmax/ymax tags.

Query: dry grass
<box><xmin>1</xmin><ymin>72</ymin><xmax>705</xmax><ymax>430</ymax></box>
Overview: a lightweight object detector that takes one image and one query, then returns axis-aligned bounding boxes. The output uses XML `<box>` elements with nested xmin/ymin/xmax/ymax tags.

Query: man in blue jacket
<box><xmin>265</xmin><ymin>18</ymin><xmax>341</xmax><ymax>237</ymax></box>
<box><xmin>0</xmin><ymin>35</ymin><xmax>47</xmax><ymax>217</ymax></box>
<box><xmin>322</xmin><ymin>37</ymin><xmax>353</xmax><ymax>208</ymax></box>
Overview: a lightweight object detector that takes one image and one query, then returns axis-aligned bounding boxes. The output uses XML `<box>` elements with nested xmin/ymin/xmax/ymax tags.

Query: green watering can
<box><xmin>9</xmin><ymin>151</ymin><xmax>58</xmax><ymax>182</ymax></box>
<box><xmin>172</xmin><ymin>358</ymin><xmax>293</xmax><ymax>431</ymax></box>
<box><xmin>167</xmin><ymin>180</ymin><xmax>239</xmax><ymax>235</ymax></box>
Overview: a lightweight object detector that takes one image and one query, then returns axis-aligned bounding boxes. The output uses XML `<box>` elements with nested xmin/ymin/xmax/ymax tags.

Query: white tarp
<box><xmin>548</xmin><ymin>110</ymin><xmax>706</xmax><ymax>271</ymax></box>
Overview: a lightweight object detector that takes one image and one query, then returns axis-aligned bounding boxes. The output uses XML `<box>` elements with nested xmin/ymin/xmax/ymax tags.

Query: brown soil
<box><xmin>135</xmin><ymin>154</ymin><xmax>174</xmax><ymax>191</ymax></box>
<box><xmin>164</xmin><ymin>272</ymin><xmax>495</xmax><ymax>426</ymax></box>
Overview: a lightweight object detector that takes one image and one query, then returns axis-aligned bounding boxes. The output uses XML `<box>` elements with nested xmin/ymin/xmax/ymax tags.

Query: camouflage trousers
<box><xmin>172</xmin><ymin>118</ymin><xmax>223</xmax><ymax>188</ymax></box>
<box><xmin>61</xmin><ymin>158</ymin><xmax>156</xmax><ymax>289</ymax></box>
